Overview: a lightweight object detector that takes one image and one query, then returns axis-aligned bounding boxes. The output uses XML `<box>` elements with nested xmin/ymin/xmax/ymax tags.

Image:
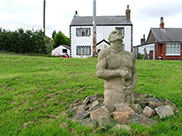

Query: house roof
<box><xmin>133</xmin><ymin>42</ymin><xmax>155</xmax><ymax>48</ymax></box>
<box><xmin>62</xmin><ymin>45</ymin><xmax>71</xmax><ymax>50</ymax></box>
<box><xmin>54</xmin><ymin>45</ymin><xmax>70</xmax><ymax>50</ymax></box>
<box><xmin>96</xmin><ymin>39</ymin><xmax>110</xmax><ymax>46</ymax></box>
<box><xmin>148</xmin><ymin>28</ymin><xmax>182</xmax><ymax>43</ymax></box>
<box><xmin>70</xmin><ymin>16</ymin><xmax>132</xmax><ymax>26</ymax></box>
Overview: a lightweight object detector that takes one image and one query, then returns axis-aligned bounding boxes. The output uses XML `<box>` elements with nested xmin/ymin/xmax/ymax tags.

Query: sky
<box><xmin>1</xmin><ymin>0</ymin><xmax>182</xmax><ymax>46</ymax></box>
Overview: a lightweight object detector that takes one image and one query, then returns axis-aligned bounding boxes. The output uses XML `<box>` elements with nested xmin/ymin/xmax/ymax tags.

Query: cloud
<box><xmin>0</xmin><ymin>0</ymin><xmax>182</xmax><ymax>45</ymax></box>
<box><xmin>135</xmin><ymin>1</ymin><xmax>182</xmax><ymax>19</ymax></box>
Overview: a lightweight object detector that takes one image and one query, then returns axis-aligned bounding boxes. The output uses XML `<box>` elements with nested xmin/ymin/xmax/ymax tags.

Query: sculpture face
<box><xmin>108</xmin><ymin>30</ymin><xmax>123</xmax><ymax>44</ymax></box>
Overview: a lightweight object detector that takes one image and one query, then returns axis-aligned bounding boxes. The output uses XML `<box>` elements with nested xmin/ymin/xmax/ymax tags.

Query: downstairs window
<box><xmin>76</xmin><ymin>46</ymin><xmax>91</xmax><ymax>56</ymax></box>
<box><xmin>166</xmin><ymin>43</ymin><xmax>180</xmax><ymax>55</ymax></box>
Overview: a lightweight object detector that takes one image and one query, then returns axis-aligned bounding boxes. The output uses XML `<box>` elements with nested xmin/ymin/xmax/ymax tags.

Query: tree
<box><xmin>52</xmin><ymin>31</ymin><xmax>70</xmax><ymax>49</ymax></box>
<box><xmin>52</xmin><ymin>30</ymin><xmax>56</xmax><ymax>39</ymax></box>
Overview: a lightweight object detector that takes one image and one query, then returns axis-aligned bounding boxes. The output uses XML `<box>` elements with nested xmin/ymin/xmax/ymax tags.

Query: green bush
<box><xmin>0</xmin><ymin>28</ymin><xmax>51</xmax><ymax>54</ymax></box>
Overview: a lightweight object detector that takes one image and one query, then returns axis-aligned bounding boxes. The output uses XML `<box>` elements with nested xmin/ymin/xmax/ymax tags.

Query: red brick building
<box><xmin>133</xmin><ymin>17</ymin><xmax>182</xmax><ymax>60</ymax></box>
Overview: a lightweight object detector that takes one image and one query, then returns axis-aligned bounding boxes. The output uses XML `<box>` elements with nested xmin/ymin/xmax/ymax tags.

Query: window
<box><xmin>76</xmin><ymin>46</ymin><xmax>91</xmax><ymax>56</ymax></box>
<box><xmin>115</xmin><ymin>27</ymin><xmax>125</xmax><ymax>38</ymax></box>
<box><xmin>62</xmin><ymin>49</ymin><xmax>67</xmax><ymax>53</ymax></box>
<box><xmin>76</xmin><ymin>28</ymin><xmax>91</xmax><ymax>37</ymax></box>
<box><xmin>166</xmin><ymin>43</ymin><xmax>180</xmax><ymax>55</ymax></box>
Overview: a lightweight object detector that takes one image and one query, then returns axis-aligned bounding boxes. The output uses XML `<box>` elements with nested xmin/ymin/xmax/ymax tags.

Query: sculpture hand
<box><xmin>119</xmin><ymin>70</ymin><xmax>132</xmax><ymax>80</ymax></box>
<box><xmin>124</xmin><ymin>85</ymin><xmax>133</xmax><ymax>91</ymax></box>
<box><xmin>119</xmin><ymin>70</ymin><xmax>129</xmax><ymax>78</ymax></box>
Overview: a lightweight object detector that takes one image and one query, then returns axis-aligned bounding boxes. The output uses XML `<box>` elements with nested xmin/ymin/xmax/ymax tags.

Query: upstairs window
<box><xmin>115</xmin><ymin>27</ymin><xmax>125</xmax><ymax>38</ymax></box>
<box><xmin>166</xmin><ymin>43</ymin><xmax>180</xmax><ymax>55</ymax></box>
<box><xmin>76</xmin><ymin>28</ymin><xmax>91</xmax><ymax>37</ymax></box>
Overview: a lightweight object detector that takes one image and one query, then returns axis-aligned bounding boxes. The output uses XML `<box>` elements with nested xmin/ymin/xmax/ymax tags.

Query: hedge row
<box><xmin>0</xmin><ymin>28</ymin><xmax>51</xmax><ymax>54</ymax></box>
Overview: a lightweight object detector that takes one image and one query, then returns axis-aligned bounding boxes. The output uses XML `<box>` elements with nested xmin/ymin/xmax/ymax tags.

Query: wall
<box><xmin>137</xmin><ymin>43</ymin><xmax>155</xmax><ymax>60</ymax></box>
<box><xmin>70</xmin><ymin>25</ymin><xmax>132</xmax><ymax>58</ymax></box>
<box><xmin>96</xmin><ymin>25</ymin><xmax>132</xmax><ymax>52</ymax></box>
<box><xmin>96</xmin><ymin>42</ymin><xmax>110</xmax><ymax>54</ymax></box>
<box><xmin>161</xmin><ymin>43</ymin><xmax>182</xmax><ymax>60</ymax></box>
<box><xmin>51</xmin><ymin>46</ymin><xmax>70</xmax><ymax>56</ymax></box>
<box><xmin>71</xmin><ymin>26</ymin><xmax>93</xmax><ymax>58</ymax></box>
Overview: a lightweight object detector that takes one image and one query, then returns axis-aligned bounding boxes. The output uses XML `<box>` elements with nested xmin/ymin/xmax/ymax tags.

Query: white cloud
<box><xmin>0</xmin><ymin>0</ymin><xmax>182</xmax><ymax>46</ymax></box>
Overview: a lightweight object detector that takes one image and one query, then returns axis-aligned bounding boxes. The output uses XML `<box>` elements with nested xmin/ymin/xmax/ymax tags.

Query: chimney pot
<box><xmin>160</xmin><ymin>17</ymin><xmax>164</xmax><ymax>29</ymax></box>
<box><xmin>126</xmin><ymin>5</ymin><xmax>131</xmax><ymax>20</ymax></box>
<box><xmin>74</xmin><ymin>11</ymin><xmax>78</xmax><ymax>16</ymax></box>
<box><xmin>141</xmin><ymin>34</ymin><xmax>146</xmax><ymax>45</ymax></box>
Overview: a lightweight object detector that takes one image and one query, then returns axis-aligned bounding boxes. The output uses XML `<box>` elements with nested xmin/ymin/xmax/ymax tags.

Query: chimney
<box><xmin>141</xmin><ymin>34</ymin><xmax>145</xmax><ymax>45</ymax></box>
<box><xmin>126</xmin><ymin>5</ymin><xmax>131</xmax><ymax>20</ymax></box>
<box><xmin>160</xmin><ymin>17</ymin><xmax>164</xmax><ymax>29</ymax></box>
<box><xmin>74</xmin><ymin>11</ymin><xmax>78</xmax><ymax>16</ymax></box>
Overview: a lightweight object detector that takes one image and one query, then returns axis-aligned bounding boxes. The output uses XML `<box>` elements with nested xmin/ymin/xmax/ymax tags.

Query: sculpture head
<box><xmin>108</xmin><ymin>30</ymin><xmax>123</xmax><ymax>44</ymax></box>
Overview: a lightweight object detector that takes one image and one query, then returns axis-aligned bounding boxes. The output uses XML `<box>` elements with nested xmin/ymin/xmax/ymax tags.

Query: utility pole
<box><xmin>43</xmin><ymin>0</ymin><xmax>46</xmax><ymax>35</ymax></box>
<box><xmin>93</xmin><ymin>0</ymin><xmax>96</xmax><ymax>57</ymax></box>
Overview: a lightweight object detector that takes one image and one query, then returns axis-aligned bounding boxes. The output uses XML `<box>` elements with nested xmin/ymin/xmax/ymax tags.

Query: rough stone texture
<box><xmin>129</xmin><ymin>114</ymin><xmax>157</xmax><ymax>125</ymax></box>
<box><xmin>69</xmin><ymin>93</ymin><xmax>177</xmax><ymax>128</ymax></box>
<box><xmin>75</xmin><ymin>111</ymin><xmax>90</xmax><ymax>120</ymax></box>
<box><xmin>89</xmin><ymin>95</ymin><xmax>97</xmax><ymax>103</ymax></box>
<box><xmin>131</xmin><ymin>104</ymin><xmax>143</xmax><ymax>113</ymax></box>
<box><xmin>81</xmin><ymin>118</ymin><xmax>97</xmax><ymax>128</ymax></box>
<box><xmin>164</xmin><ymin>99</ymin><xmax>176</xmax><ymax>111</ymax></box>
<box><xmin>113</xmin><ymin>124</ymin><xmax>131</xmax><ymax>132</ymax></box>
<box><xmin>115</xmin><ymin>103</ymin><xmax>135</xmax><ymax>115</ymax></box>
<box><xmin>155</xmin><ymin>105</ymin><xmax>174</xmax><ymax>119</ymax></box>
<box><xmin>148</xmin><ymin>98</ymin><xmax>163</xmax><ymax>109</ymax></box>
<box><xmin>83</xmin><ymin>97</ymin><xmax>90</xmax><ymax>105</ymax></box>
<box><xmin>76</xmin><ymin>105</ymin><xmax>85</xmax><ymax>112</ymax></box>
<box><xmin>143</xmin><ymin>106</ymin><xmax>155</xmax><ymax>118</ymax></box>
<box><xmin>89</xmin><ymin>100</ymin><xmax>99</xmax><ymax>111</ymax></box>
<box><xmin>105</xmin><ymin>105</ymin><xmax>116</xmax><ymax>113</ymax></box>
<box><xmin>96</xmin><ymin>30</ymin><xmax>137</xmax><ymax>106</ymax></box>
<box><xmin>140</xmin><ymin>97</ymin><xmax>162</xmax><ymax>109</ymax></box>
<box><xmin>134</xmin><ymin>93</ymin><xmax>149</xmax><ymax>103</ymax></box>
<box><xmin>98</xmin><ymin>117</ymin><xmax>117</xmax><ymax>127</ymax></box>
<box><xmin>113</xmin><ymin>111</ymin><xmax>132</xmax><ymax>123</ymax></box>
<box><xmin>90</xmin><ymin>106</ymin><xmax>110</xmax><ymax>120</ymax></box>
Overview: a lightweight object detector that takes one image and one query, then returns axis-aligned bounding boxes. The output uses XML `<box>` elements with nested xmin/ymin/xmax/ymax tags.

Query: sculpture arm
<box><xmin>96</xmin><ymin>55</ymin><xmax>128</xmax><ymax>80</ymax></box>
<box><xmin>124</xmin><ymin>55</ymin><xmax>137</xmax><ymax>92</ymax></box>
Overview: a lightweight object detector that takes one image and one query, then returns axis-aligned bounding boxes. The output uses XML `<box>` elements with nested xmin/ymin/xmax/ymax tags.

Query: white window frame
<box><xmin>166</xmin><ymin>42</ymin><xmax>180</xmax><ymax>56</ymax></box>
<box><xmin>76</xmin><ymin>28</ymin><xmax>91</xmax><ymax>37</ymax></box>
<box><xmin>76</xmin><ymin>45</ymin><xmax>91</xmax><ymax>56</ymax></box>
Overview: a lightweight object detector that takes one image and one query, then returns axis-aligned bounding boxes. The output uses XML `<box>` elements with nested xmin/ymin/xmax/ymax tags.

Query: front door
<box><xmin>149</xmin><ymin>50</ymin><xmax>153</xmax><ymax>60</ymax></box>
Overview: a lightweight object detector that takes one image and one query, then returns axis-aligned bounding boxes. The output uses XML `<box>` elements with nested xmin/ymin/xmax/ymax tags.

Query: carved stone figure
<box><xmin>96</xmin><ymin>30</ymin><xmax>137</xmax><ymax>106</ymax></box>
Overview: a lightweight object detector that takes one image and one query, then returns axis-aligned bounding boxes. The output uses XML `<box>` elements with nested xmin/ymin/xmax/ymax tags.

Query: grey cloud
<box><xmin>0</xmin><ymin>0</ymin><xmax>40</xmax><ymax>14</ymax></box>
<box><xmin>136</xmin><ymin>2</ymin><xmax>182</xmax><ymax>19</ymax></box>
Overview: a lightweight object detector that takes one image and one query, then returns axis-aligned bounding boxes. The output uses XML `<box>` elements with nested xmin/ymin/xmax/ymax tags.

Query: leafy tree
<box><xmin>52</xmin><ymin>31</ymin><xmax>70</xmax><ymax>49</ymax></box>
<box><xmin>64</xmin><ymin>36</ymin><xmax>70</xmax><ymax>46</ymax></box>
<box><xmin>52</xmin><ymin>30</ymin><xmax>56</xmax><ymax>39</ymax></box>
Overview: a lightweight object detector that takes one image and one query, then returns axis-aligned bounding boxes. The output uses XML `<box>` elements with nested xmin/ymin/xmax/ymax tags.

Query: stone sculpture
<box><xmin>96</xmin><ymin>30</ymin><xmax>137</xmax><ymax>106</ymax></box>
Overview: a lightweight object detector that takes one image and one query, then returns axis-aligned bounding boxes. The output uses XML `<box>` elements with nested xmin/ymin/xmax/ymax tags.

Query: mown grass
<box><xmin>0</xmin><ymin>54</ymin><xmax>182</xmax><ymax>136</ymax></box>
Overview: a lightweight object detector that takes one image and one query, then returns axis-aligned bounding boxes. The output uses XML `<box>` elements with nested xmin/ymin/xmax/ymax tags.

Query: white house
<box><xmin>70</xmin><ymin>6</ymin><xmax>133</xmax><ymax>58</ymax></box>
<box><xmin>51</xmin><ymin>45</ymin><xmax>71</xmax><ymax>57</ymax></box>
<box><xmin>96</xmin><ymin>39</ymin><xmax>110</xmax><ymax>54</ymax></box>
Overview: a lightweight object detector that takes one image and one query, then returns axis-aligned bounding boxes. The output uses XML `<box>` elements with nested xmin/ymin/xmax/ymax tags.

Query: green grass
<box><xmin>0</xmin><ymin>54</ymin><xmax>182</xmax><ymax>136</ymax></box>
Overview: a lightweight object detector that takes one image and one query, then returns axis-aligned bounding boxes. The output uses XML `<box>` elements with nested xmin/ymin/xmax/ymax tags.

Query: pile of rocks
<box><xmin>69</xmin><ymin>93</ymin><xmax>177</xmax><ymax>129</ymax></box>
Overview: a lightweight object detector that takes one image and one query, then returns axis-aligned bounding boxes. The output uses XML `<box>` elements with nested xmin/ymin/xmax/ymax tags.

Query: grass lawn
<box><xmin>0</xmin><ymin>54</ymin><xmax>182</xmax><ymax>136</ymax></box>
